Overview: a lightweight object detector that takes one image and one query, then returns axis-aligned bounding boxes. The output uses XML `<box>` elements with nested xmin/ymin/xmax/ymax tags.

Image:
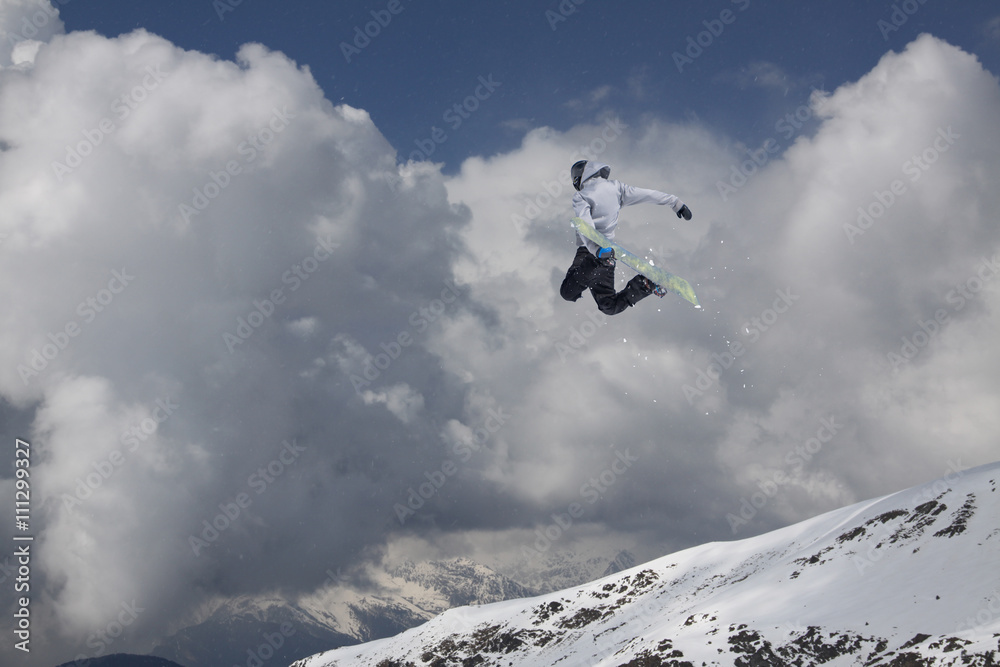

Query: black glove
<box><xmin>676</xmin><ymin>204</ymin><xmax>692</xmax><ymax>220</ymax></box>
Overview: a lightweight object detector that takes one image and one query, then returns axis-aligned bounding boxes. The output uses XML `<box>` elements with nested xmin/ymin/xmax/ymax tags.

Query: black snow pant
<box><xmin>560</xmin><ymin>246</ymin><xmax>652</xmax><ymax>316</ymax></box>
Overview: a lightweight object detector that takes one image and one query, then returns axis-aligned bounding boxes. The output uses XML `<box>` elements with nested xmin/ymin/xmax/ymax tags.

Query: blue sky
<box><xmin>59</xmin><ymin>0</ymin><xmax>1000</xmax><ymax>170</ymax></box>
<box><xmin>3</xmin><ymin>1</ymin><xmax>1000</xmax><ymax>664</ymax></box>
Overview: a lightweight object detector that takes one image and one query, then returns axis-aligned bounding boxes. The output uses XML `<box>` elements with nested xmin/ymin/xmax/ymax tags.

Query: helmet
<box><xmin>571</xmin><ymin>160</ymin><xmax>612</xmax><ymax>191</ymax></box>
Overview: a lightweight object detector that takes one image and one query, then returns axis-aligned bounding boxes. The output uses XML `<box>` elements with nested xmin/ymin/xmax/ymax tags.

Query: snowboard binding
<box><xmin>595</xmin><ymin>246</ymin><xmax>616</xmax><ymax>266</ymax></box>
<box><xmin>639</xmin><ymin>276</ymin><xmax>667</xmax><ymax>298</ymax></box>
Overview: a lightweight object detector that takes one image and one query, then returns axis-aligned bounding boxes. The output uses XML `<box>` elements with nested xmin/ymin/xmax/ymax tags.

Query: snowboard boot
<box><xmin>639</xmin><ymin>276</ymin><xmax>667</xmax><ymax>298</ymax></box>
<box><xmin>622</xmin><ymin>275</ymin><xmax>665</xmax><ymax>306</ymax></box>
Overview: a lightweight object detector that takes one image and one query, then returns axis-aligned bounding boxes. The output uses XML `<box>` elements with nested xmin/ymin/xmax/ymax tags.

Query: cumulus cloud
<box><xmin>0</xmin><ymin>0</ymin><xmax>63</xmax><ymax>67</ymax></box>
<box><xmin>362</xmin><ymin>384</ymin><xmax>425</xmax><ymax>424</ymax></box>
<box><xmin>438</xmin><ymin>33</ymin><xmax>1000</xmax><ymax>546</ymax></box>
<box><xmin>0</xmin><ymin>5</ymin><xmax>469</xmax><ymax>661</ymax></box>
<box><xmin>0</xmin><ymin>6</ymin><xmax>998</xmax><ymax>663</ymax></box>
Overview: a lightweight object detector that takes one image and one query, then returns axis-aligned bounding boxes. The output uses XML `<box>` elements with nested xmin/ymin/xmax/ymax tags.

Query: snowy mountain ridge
<box><xmin>294</xmin><ymin>461</ymin><xmax>1000</xmax><ymax>666</ymax></box>
<box><xmin>498</xmin><ymin>549</ymin><xmax>639</xmax><ymax>597</ymax></box>
<box><xmin>150</xmin><ymin>557</ymin><xmax>537</xmax><ymax>667</ymax></box>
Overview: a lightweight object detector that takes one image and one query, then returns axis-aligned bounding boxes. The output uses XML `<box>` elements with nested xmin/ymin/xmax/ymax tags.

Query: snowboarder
<box><xmin>560</xmin><ymin>160</ymin><xmax>693</xmax><ymax>315</ymax></box>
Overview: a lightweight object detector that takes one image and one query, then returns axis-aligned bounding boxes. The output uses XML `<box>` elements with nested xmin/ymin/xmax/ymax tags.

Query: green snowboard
<box><xmin>571</xmin><ymin>217</ymin><xmax>701</xmax><ymax>309</ymax></box>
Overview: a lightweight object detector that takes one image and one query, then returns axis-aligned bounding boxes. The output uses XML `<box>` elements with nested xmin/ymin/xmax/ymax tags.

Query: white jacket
<box><xmin>571</xmin><ymin>161</ymin><xmax>684</xmax><ymax>254</ymax></box>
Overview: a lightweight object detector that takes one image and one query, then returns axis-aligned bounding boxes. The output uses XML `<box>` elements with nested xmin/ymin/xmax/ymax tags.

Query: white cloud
<box><xmin>9</xmin><ymin>38</ymin><xmax>41</xmax><ymax>66</ymax></box>
<box><xmin>362</xmin><ymin>383</ymin><xmax>425</xmax><ymax>424</ymax></box>
<box><xmin>288</xmin><ymin>316</ymin><xmax>320</xmax><ymax>339</ymax></box>
<box><xmin>440</xmin><ymin>33</ymin><xmax>1000</xmax><ymax>539</ymax></box>
<box><xmin>1</xmin><ymin>8</ymin><xmax>999</xmax><ymax>662</ymax></box>
<box><xmin>0</xmin><ymin>7</ymin><xmax>467</xmax><ymax>660</ymax></box>
<box><xmin>0</xmin><ymin>0</ymin><xmax>64</xmax><ymax>68</ymax></box>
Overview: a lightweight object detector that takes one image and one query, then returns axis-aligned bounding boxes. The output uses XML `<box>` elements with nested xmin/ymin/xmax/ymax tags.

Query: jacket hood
<box><xmin>572</xmin><ymin>160</ymin><xmax>611</xmax><ymax>190</ymax></box>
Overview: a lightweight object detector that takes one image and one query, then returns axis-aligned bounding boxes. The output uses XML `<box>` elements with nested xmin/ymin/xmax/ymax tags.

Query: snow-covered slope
<box><xmin>151</xmin><ymin>558</ymin><xmax>532</xmax><ymax>667</ymax></box>
<box><xmin>294</xmin><ymin>462</ymin><xmax>1000</xmax><ymax>666</ymax></box>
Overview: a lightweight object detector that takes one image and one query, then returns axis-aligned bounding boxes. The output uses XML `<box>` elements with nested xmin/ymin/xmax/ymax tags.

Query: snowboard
<box><xmin>571</xmin><ymin>217</ymin><xmax>701</xmax><ymax>309</ymax></box>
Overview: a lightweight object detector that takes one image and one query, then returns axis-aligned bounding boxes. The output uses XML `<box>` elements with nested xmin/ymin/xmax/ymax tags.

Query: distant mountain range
<box><xmin>293</xmin><ymin>462</ymin><xmax>1000</xmax><ymax>666</ymax></box>
<box><xmin>500</xmin><ymin>548</ymin><xmax>638</xmax><ymax>597</ymax></box>
<box><xmin>54</xmin><ymin>655</ymin><xmax>184</xmax><ymax>667</ymax></box>
<box><xmin>147</xmin><ymin>553</ymin><xmax>628</xmax><ymax>667</ymax></box>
